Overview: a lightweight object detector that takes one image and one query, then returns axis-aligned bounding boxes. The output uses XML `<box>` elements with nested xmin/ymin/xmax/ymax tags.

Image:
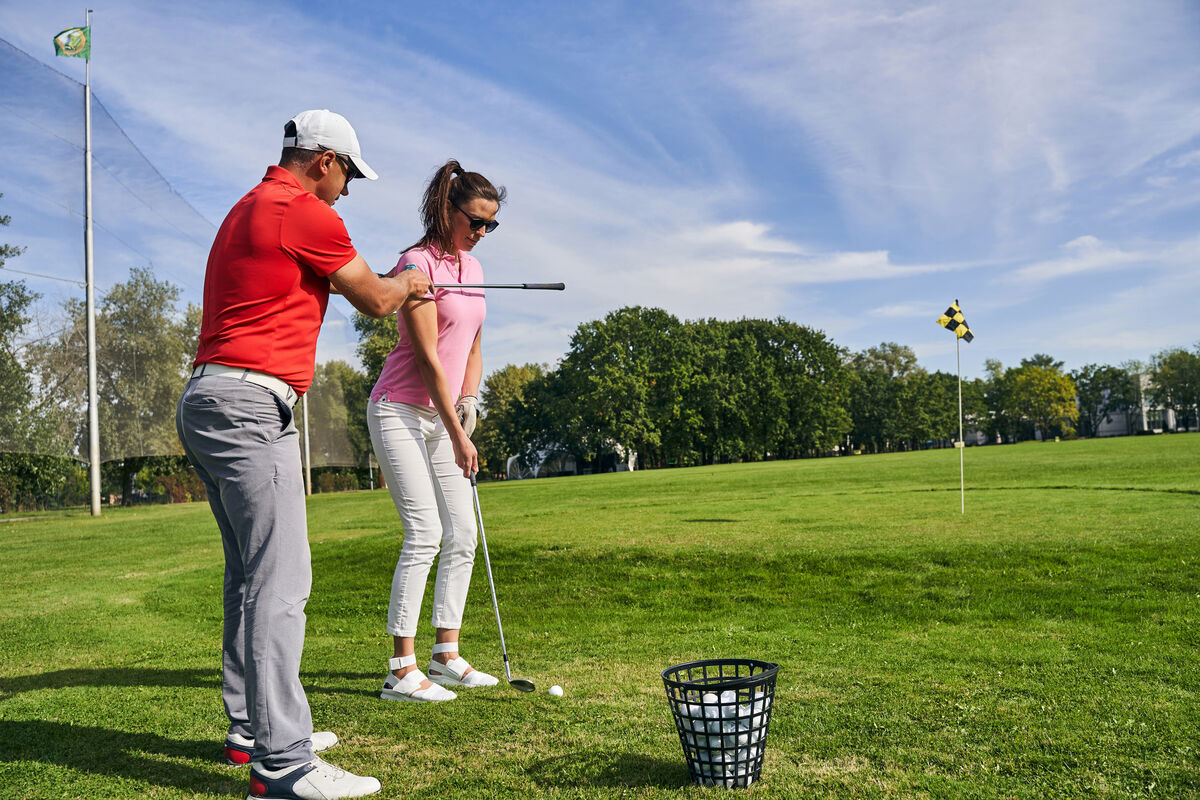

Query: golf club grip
<box><xmin>429</xmin><ymin>282</ymin><xmax>566</xmax><ymax>290</ymax></box>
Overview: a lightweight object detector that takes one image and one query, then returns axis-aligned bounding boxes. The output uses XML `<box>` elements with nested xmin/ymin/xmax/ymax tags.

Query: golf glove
<box><xmin>456</xmin><ymin>395</ymin><xmax>478</xmax><ymax>437</ymax></box>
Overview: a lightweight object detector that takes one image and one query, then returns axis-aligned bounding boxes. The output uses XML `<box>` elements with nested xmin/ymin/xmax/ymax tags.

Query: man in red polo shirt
<box><xmin>177</xmin><ymin>110</ymin><xmax>428</xmax><ymax>800</ymax></box>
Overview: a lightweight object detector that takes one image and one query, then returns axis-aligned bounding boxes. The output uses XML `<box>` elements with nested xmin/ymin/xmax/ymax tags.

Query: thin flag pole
<box><xmin>956</xmin><ymin>310</ymin><xmax>964</xmax><ymax>514</ymax></box>
<box><xmin>83</xmin><ymin>7</ymin><xmax>101</xmax><ymax>516</ymax></box>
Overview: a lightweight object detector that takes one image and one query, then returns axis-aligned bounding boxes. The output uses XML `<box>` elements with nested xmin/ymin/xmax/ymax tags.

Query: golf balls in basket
<box><xmin>548</xmin><ymin>684</ymin><xmax>564</xmax><ymax>697</ymax></box>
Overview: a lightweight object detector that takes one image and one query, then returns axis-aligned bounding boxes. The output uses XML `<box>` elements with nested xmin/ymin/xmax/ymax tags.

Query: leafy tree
<box><xmin>766</xmin><ymin>318</ymin><xmax>851</xmax><ymax>457</ymax></box>
<box><xmin>28</xmin><ymin>267</ymin><xmax>198</xmax><ymax>503</ymax></box>
<box><xmin>845</xmin><ymin>366</ymin><xmax>892</xmax><ymax>453</ymax></box>
<box><xmin>1150</xmin><ymin>347</ymin><xmax>1200</xmax><ymax>431</ymax></box>
<box><xmin>516</xmin><ymin>364</ymin><xmax>588</xmax><ymax>474</ymax></box>
<box><xmin>1021</xmin><ymin>353</ymin><xmax>1064</xmax><ymax>371</ymax></box>
<box><xmin>0</xmin><ymin>201</ymin><xmax>91</xmax><ymax>512</ymax></box>
<box><xmin>305</xmin><ymin>360</ymin><xmax>367</xmax><ymax>467</ymax></box>
<box><xmin>846</xmin><ymin>343</ymin><xmax>923</xmax><ymax>452</ymax></box>
<box><xmin>0</xmin><ymin>453</ymin><xmax>89</xmax><ymax>513</ymax></box>
<box><xmin>22</xmin><ymin>298</ymin><xmax>87</xmax><ymax>457</ymax></box>
<box><xmin>0</xmin><ymin>280</ymin><xmax>37</xmax><ymax>450</ymax></box>
<box><xmin>895</xmin><ymin>370</ymin><xmax>959</xmax><ymax>447</ymax></box>
<box><xmin>98</xmin><ymin>269</ymin><xmax>195</xmax><ymax>452</ymax></box>
<box><xmin>476</xmin><ymin>363</ymin><xmax>546</xmax><ymax>477</ymax></box>
<box><xmin>854</xmin><ymin>341</ymin><xmax>922</xmax><ymax>378</ymax></box>
<box><xmin>1</xmin><ymin>195</ymin><xmax>34</xmax><ymax>450</ymax></box>
<box><xmin>981</xmin><ymin>359</ymin><xmax>1022</xmax><ymax>442</ymax></box>
<box><xmin>715</xmin><ymin>319</ymin><xmax>786</xmax><ymax>461</ymax></box>
<box><xmin>1072</xmin><ymin>363</ymin><xmax>1137</xmax><ymax>437</ymax></box>
<box><xmin>961</xmin><ymin>377</ymin><xmax>988</xmax><ymax>443</ymax></box>
<box><xmin>686</xmin><ymin>320</ymin><xmax>746</xmax><ymax>464</ymax></box>
<box><xmin>353</xmin><ymin>311</ymin><xmax>399</xmax><ymax>390</ymax></box>
<box><xmin>336</xmin><ymin>361</ymin><xmax>373</xmax><ymax>466</ymax></box>
<box><xmin>1009</xmin><ymin>365</ymin><xmax>1078</xmax><ymax>439</ymax></box>
<box><xmin>985</xmin><ymin>354</ymin><xmax>1074</xmax><ymax>443</ymax></box>
<box><xmin>643</xmin><ymin>314</ymin><xmax>698</xmax><ymax>467</ymax></box>
<box><xmin>547</xmin><ymin>307</ymin><xmax>676</xmax><ymax>470</ymax></box>
<box><xmin>99</xmin><ymin>269</ymin><xmax>198</xmax><ymax>501</ymax></box>
<box><xmin>534</xmin><ymin>311</ymin><xmax>851</xmax><ymax>469</ymax></box>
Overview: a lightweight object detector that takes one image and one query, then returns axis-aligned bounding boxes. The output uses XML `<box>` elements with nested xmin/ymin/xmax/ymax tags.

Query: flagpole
<box><xmin>956</xmin><ymin>314</ymin><xmax>964</xmax><ymax>514</ymax></box>
<box><xmin>83</xmin><ymin>7</ymin><xmax>101</xmax><ymax>516</ymax></box>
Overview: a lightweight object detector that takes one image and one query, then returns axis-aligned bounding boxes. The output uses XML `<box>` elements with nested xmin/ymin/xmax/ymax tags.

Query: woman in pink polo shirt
<box><xmin>368</xmin><ymin>160</ymin><xmax>504</xmax><ymax>703</ymax></box>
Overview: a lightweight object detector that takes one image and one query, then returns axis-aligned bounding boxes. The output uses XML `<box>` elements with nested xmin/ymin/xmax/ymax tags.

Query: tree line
<box><xmin>468</xmin><ymin>314</ymin><xmax>1200</xmax><ymax>475</ymax></box>
<box><xmin>3</xmin><ymin>198</ymin><xmax>1199</xmax><ymax>507</ymax></box>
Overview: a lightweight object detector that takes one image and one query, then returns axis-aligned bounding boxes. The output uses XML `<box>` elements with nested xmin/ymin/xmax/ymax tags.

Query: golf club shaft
<box><xmin>376</xmin><ymin>273</ymin><xmax>564</xmax><ymax>290</ymax></box>
<box><xmin>470</xmin><ymin>475</ymin><xmax>514</xmax><ymax>682</ymax></box>
<box><xmin>431</xmin><ymin>282</ymin><xmax>564</xmax><ymax>290</ymax></box>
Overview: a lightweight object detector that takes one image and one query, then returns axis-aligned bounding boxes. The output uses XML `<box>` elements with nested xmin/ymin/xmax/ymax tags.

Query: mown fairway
<box><xmin>1</xmin><ymin>435</ymin><xmax>1198</xmax><ymax>799</ymax></box>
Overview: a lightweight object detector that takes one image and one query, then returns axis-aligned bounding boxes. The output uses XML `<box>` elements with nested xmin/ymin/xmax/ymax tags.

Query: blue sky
<box><xmin>3</xmin><ymin>0</ymin><xmax>1199</xmax><ymax>380</ymax></box>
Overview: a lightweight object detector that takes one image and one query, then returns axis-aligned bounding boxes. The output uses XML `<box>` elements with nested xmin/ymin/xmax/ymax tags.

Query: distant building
<box><xmin>1089</xmin><ymin>374</ymin><xmax>1189</xmax><ymax>437</ymax></box>
<box><xmin>506</xmin><ymin>442</ymin><xmax>636</xmax><ymax>479</ymax></box>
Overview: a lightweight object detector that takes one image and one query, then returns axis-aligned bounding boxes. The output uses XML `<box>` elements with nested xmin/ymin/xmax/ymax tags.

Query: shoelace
<box><xmin>311</xmin><ymin>758</ymin><xmax>346</xmax><ymax>780</ymax></box>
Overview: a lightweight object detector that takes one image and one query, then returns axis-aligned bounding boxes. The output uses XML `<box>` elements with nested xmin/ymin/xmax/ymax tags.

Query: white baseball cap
<box><xmin>283</xmin><ymin>109</ymin><xmax>378</xmax><ymax>181</ymax></box>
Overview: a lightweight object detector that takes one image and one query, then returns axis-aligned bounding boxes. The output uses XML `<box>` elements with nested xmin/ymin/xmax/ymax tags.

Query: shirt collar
<box><xmin>428</xmin><ymin>244</ymin><xmax>462</xmax><ymax>265</ymax></box>
<box><xmin>261</xmin><ymin>164</ymin><xmax>306</xmax><ymax>191</ymax></box>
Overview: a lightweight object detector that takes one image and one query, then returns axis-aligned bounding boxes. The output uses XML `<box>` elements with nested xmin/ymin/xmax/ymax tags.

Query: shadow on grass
<box><xmin>0</xmin><ymin>668</ymin><xmax>380</xmax><ymax>699</ymax></box>
<box><xmin>527</xmin><ymin>750</ymin><xmax>689</xmax><ymax>790</ymax></box>
<box><xmin>0</xmin><ymin>667</ymin><xmax>217</xmax><ymax>698</ymax></box>
<box><xmin>0</xmin><ymin>719</ymin><xmax>243</xmax><ymax>795</ymax></box>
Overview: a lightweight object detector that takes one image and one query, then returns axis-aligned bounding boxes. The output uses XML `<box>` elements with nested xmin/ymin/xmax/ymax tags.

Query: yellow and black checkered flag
<box><xmin>937</xmin><ymin>300</ymin><xmax>974</xmax><ymax>342</ymax></box>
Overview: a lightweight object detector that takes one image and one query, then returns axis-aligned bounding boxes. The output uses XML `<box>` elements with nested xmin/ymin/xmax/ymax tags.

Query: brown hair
<box><xmin>408</xmin><ymin>159</ymin><xmax>506</xmax><ymax>254</ymax></box>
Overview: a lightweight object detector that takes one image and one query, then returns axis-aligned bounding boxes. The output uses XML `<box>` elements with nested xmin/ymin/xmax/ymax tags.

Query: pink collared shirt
<box><xmin>370</xmin><ymin>245</ymin><xmax>486</xmax><ymax>406</ymax></box>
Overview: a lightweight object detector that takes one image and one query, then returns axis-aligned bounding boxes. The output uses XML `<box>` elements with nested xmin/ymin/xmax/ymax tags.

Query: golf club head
<box><xmin>510</xmin><ymin>678</ymin><xmax>536</xmax><ymax>693</ymax></box>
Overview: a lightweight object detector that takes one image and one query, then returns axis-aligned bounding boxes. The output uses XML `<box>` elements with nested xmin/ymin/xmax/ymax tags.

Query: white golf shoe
<box><xmin>224</xmin><ymin>730</ymin><xmax>338</xmax><ymax>766</ymax></box>
<box><xmin>379</xmin><ymin>655</ymin><xmax>457</xmax><ymax>702</ymax></box>
<box><xmin>248</xmin><ymin>756</ymin><xmax>380</xmax><ymax>800</ymax></box>
<box><xmin>427</xmin><ymin>642</ymin><xmax>499</xmax><ymax>687</ymax></box>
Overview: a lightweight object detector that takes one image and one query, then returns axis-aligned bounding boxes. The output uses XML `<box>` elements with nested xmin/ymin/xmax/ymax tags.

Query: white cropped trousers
<box><xmin>367</xmin><ymin>399</ymin><xmax>479</xmax><ymax>638</ymax></box>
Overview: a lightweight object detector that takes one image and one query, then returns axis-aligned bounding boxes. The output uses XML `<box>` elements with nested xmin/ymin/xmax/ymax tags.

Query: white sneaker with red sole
<box><xmin>224</xmin><ymin>731</ymin><xmax>338</xmax><ymax>766</ymax></box>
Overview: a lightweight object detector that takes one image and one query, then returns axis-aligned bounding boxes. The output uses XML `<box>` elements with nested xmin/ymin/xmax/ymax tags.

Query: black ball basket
<box><xmin>662</xmin><ymin>658</ymin><xmax>779</xmax><ymax>788</ymax></box>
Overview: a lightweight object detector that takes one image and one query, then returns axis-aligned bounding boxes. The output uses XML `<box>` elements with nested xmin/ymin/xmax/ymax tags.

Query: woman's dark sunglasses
<box><xmin>452</xmin><ymin>201</ymin><xmax>499</xmax><ymax>233</ymax></box>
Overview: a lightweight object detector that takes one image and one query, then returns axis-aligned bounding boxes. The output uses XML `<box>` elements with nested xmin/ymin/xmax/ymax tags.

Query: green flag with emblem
<box><xmin>53</xmin><ymin>27</ymin><xmax>91</xmax><ymax>60</ymax></box>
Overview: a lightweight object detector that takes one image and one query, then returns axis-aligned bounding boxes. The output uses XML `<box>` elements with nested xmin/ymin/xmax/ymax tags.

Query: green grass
<box><xmin>2</xmin><ymin>435</ymin><xmax>1199</xmax><ymax>799</ymax></box>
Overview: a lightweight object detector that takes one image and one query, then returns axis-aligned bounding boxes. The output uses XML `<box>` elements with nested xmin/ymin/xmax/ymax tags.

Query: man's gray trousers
<box><xmin>176</xmin><ymin>375</ymin><xmax>315</xmax><ymax>770</ymax></box>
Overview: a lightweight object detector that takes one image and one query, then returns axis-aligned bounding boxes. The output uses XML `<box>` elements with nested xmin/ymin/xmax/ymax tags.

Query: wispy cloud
<box><xmin>4</xmin><ymin>0</ymin><xmax>1199</xmax><ymax>382</ymax></box>
<box><xmin>871</xmin><ymin>302</ymin><xmax>930</xmax><ymax>319</ymax></box>
<box><xmin>1007</xmin><ymin>236</ymin><xmax>1143</xmax><ymax>284</ymax></box>
<box><xmin>713</xmin><ymin>0</ymin><xmax>1200</xmax><ymax>247</ymax></box>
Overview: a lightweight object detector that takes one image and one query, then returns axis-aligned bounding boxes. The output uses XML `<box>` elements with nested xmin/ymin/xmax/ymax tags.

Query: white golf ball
<box><xmin>548</xmin><ymin>684</ymin><xmax>564</xmax><ymax>697</ymax></box>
